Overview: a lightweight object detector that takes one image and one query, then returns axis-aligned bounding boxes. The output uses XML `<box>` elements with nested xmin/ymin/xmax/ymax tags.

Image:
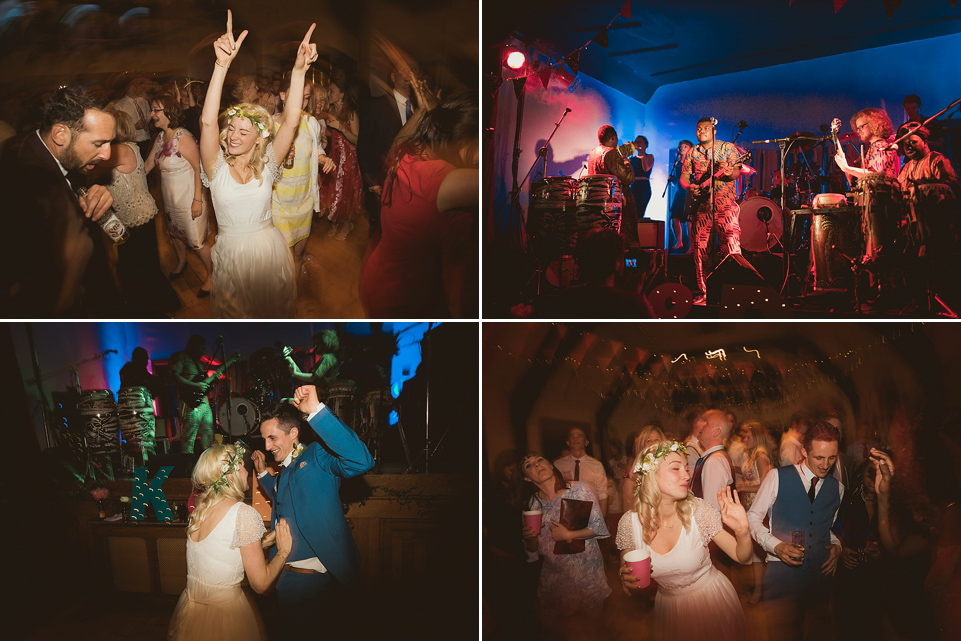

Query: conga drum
<box><xmin>78</xmin><ymin>390</ymin><xmax>119</xmax><ymax>455</ymax></box>
<box><xmin>855</xmin><ymin>173</ymin><xmax>903</xmax><ymax>262</ymax></box>
<box><xmin>527</xmin><ymin>177</ymin><xmax>578</xmax><ymax>256</ymax></box>
<box><xmin>574</xmin><ymin>175</ymin><xmax>622</xmax><ymax>241</ymax></box>
<box><xmin>811</xmin><ymin>207</ymin><xmax>862</xmax><ymax>292</ymax></box>
<box><xmin>326</xmin><ymin>381</ymin><xmax>357</xmax><ymax>429</ymax></box>
<box><xmin>117</xmin><ymin>386</ymin><xmax>155</xmax><ymax>455</ymax></box>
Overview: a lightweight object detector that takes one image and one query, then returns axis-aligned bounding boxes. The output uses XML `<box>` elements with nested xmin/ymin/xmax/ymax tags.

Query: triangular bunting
<box><xmin>592</xmin><ymin>27</ymin><xmax>608</xmax><ymax>49</ymax></box>
<box><xmin>565</xmin><ymin>50</ymin><xmax>580</xmax><ymax>74</ymax></box>
<box><xmin>882</xmin><ymin>0</ymin><xmax>904</xmax><ymax>17</ymax></box>
<box><xmin>833</xmin><ymin>0</ymin><xmax>848</xmax><ymax>12</ymax></box>
<box><xmin>619</xmin><ymin>0</ymin><xmax>631</xmax><ymax>20</ymax></box>
<box><xmin>538</xmin><ymin>67</ymin><xmax>552</xmax><ymax>90</ymax></box>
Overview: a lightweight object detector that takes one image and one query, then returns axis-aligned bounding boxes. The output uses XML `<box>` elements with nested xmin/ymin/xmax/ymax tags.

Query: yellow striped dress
<box><xmin>271</xmin><ymin>113</ymin><xmax>322</xmax><ymax>246</ymax></box>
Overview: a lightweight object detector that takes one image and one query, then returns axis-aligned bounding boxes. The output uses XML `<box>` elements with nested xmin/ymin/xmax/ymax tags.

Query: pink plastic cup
<box><xmin>623</xmin><ymin>549</ymin><xmax>651</xmax><ymax>589</ymax></box>
<box><xmin>522</xmin><ymin>510</ymin><xmax>542</xmax><ymax>534</ymax></box>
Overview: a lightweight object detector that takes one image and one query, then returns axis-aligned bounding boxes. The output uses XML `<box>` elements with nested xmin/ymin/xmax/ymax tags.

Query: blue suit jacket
<box><xmin>258</xmin><ymin>406</ymin><xmax>375</xmax><ymax>585</ymax></box>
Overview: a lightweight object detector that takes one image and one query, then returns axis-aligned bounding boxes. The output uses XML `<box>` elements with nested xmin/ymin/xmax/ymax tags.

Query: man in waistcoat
<box><xmin>252</xmin><ymin>385</ymin><xmax>375</xmax><ymax>636</ymax></box>
<box><xmin>690</xmin><ymin>409</ymin><xmax>736</xmax><ymax>512</ymax></box>
<box><xmin>747</xmin><ymin>420</ymin><xmax>844</xmax><ymax>641</ymax></box>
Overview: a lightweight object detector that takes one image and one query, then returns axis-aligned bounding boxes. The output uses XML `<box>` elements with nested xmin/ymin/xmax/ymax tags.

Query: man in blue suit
<box><xmin>251</xmin><ymin>384</ymin><xmax>374</xmax><ymax>635</ymax></box>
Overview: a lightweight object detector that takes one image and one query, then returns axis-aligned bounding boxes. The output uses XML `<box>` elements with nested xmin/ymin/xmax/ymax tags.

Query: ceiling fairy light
<box><xmin>705</xmin><ymin>349</ymin><xmax>727</xmax><ymax>361</ymax></box>
<box><xmin>671</xmin><ymin>353</ymin><xmax>688</xmax><ymax>364</ymax></box>
<box><xmin>743</xmin><ymin>347</ymin><xmax>760</xmax><ymax>358</ymax></box>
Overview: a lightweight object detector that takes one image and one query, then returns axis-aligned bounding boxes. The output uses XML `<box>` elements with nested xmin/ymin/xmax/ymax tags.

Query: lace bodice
<box><xmin>186</xmin><ymin>502</ymin><xmax>265</xmax><ymax>588</ymax></box>
<box><xmin>107</xmin><ymin>142</ymin><xmax>157</xmax><ymax>227</ymax></box>
<box><xmin>202</xmin><ymin>143</ymin><xmax>280</xmax><ymax>227</ymax></box>
<box><xmin>616</xmin><ymin>497</ymin><xmax>722</xmax><ymax>592</ymax></box>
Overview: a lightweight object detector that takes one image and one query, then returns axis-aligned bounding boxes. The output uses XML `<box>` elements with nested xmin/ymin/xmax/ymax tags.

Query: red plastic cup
<box><xmin>522</xmin><ymin>510</ymin><xmax>542</xmax><ymax>534</ymax></box>
<box><xmin>623</xmin><ymin>549</ymin><xmax>651</xmax><ymax>589</ymax></box>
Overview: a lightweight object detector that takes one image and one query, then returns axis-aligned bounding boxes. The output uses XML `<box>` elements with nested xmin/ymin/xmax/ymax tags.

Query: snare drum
<box><xmin>738</xmin><ymin>197</ymin><xmax>783</xmax><ymax>252</ymax></box>
<box><xmin>117</xmin><ymin>386</ymin><xmax>155</xmax><ymax>454</ymax></box>
<box><xmin>574</xmin><ymin>175</ymin><xmax>622</xmax><ymax>240</ymax></box>
<box><xmin>856</xmin><ymin>174</ymin><xmax>903</xmax><ymax>262</ymax></box>
<box><xmin>78</xmin><ymin>390</ymin><xmax>119</xmax><ymax>455</ymax></box>
<box><xmin>811</xmin><ymin>207</ymin><xmax>862</xmax><ymax>292</ymax></box>
<box><xmin>218</xmin><ymin>397</ymin><xmax>260</xmax><ymax>436</ymax></box>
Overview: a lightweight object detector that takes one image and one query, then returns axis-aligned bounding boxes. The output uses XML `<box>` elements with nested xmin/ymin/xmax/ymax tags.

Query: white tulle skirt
<box><xmin>210</xmin><ymin>219</ymin><xmax>297</xmax><ymax>318</ymax></box>
<box><xmin>653</xmin><ymin>565</ymin><xmax>746</xmax><ymax>641</ymax></box>
<box><xmin>167</xmin><ymin>576</ymin><xmax>266</xmax><ymax>641</ymax></box>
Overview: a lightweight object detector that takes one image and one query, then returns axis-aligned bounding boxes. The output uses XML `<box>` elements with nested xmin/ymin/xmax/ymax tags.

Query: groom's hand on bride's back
<box><xmin>275</xmin><ymin>519</ymin><xmax>293</xmax><ymax>558</ymax></box>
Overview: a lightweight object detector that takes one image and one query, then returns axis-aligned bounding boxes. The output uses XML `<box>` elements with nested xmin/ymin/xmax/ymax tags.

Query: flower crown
<box><xmin>633</xmin><ymin>441</ymin><xmax>688</xmax><ymax>477</ymax></box>
<box><xmin>223</xmin><ymin>106</ymin><xmax>271</xmax><ymax>139</ymax></box>
<box><xmin>203</xmin><ymin>443</ymin><xmax>248</xmax><ymax>493</ymax></box>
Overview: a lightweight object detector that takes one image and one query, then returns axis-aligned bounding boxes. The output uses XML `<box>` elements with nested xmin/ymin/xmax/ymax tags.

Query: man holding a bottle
<box><xmin>0</xmin><ymin>85</ymin><xmax>119</xmax><ymax>316</ymax></box>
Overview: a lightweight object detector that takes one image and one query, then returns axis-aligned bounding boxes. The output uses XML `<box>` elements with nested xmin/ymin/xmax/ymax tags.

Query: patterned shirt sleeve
<box><xmin>230</xmin><ymin>503</ymin><xmax>267</xmax><ymax>549</ymax></box>
<box><xmin>693</xmin><ymin>497</ymin><xmax>722</xmax><ymax>545</ymax></box>
<box><xmin>265</xmin><ymin>142</ymin><xmax>281</xmax><ymax>183</ymax></box>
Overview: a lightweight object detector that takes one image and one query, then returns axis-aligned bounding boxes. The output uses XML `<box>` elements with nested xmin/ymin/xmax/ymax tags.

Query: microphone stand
<box><xmin>215</xmin><ymin>338</ymin><xmax>235</xmax><ymax>443</ymax></box>
<box><xmin>886</xmin><ymin>97</ymin><xmax>961</xmax><ymax>151</ymax></box>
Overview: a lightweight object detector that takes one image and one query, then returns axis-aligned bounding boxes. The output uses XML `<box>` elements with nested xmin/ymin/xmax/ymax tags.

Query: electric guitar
<box><xmin>684</xmin><ymin>150</ymin><xmax>753</xmax><ymax>217</ymax></box>
<box><xmin>179</xmin><ymin>352</ymin><xmax>240</xmax><ymax>409</ymax></box>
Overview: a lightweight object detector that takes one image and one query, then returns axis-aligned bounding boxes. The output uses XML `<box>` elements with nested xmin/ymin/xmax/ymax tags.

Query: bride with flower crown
<box><xmin>616</xmin><ymin>440</ymin><xmax>751</xmax><ymax>641</ymax></box>
<box><xmin>168</xmin><ymin>444</ymin><xmax>292</xmax><ymax>641</ymax></box>
<box><xmin>198</xmin><ymin>11</ymin><xmax>318</xmax><ymax>317</ymax></box>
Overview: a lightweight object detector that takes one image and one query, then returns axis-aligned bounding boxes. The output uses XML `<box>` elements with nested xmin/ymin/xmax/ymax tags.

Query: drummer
<box><xmin>119</xmin><ymin>347</ymin><xmax>162</xmax><ymax>397</ymax></box>
<box><xmin>586</xmin><ymin>124</ymin><xmax>638</xmax><ymax>248</ymax></box>
<box><xmin>833</xmin><ymin>107</ymin><xmax>900</xmax><ymax>183</ymax></box>
<box><xmin>284</xmin><ymin>330</ymin><xmax>340</xmax><ymax>397</ymax></box>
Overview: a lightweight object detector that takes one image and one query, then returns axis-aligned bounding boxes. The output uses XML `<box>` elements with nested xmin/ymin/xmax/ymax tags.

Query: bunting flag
<box><xmin>538</xmin><ymin>67</ymin><xmax>552</xmax><ymax>90</ymax></box>
<box><xmin>512</xmin><ymin>76</ymin><xmax>526</xmax><ymax>99</ymax></box>
<box><xmin>834</xmin><ymin>0</ymin><xmax>848</xmax><ymax>12</ymax></box>
<box><xmin>882</xmin><ymin>0</ymin><xmax>904</xmax><ymax>17</ymax></box>
<box><xmin>619</xmin><ymin>0</ymin><xmax>631</xmax><ymax>20</ymax></box>
<box><xmin>592</xmin><ymin>26</ymin><xmax>608</xmax><ymax>48</ymax></box>
<box><xmin>565</xmin><ymin>50</ymin><xmax>580</xmax><ymax>74</ymax></box>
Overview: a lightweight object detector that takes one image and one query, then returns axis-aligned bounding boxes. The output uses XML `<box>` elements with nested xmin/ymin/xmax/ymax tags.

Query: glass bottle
<box><xmin>77</xmin><ymin>187</ymin><xmax>129</xmax><ymax>244</ymax></box>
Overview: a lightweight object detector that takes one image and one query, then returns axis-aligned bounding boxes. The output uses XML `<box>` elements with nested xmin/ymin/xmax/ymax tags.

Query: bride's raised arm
<box><xmin>200</xmin><ymin>9</ymin><xmax>248</xmax><ymax>176</ymax></box>
<box><xmin>271</xmin><ymin>23</ymin><xmax>317</xmax><ymax>166</ymax></box>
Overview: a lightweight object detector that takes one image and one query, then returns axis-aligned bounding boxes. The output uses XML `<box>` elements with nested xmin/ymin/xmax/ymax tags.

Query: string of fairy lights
<box><xmin>494</xmin><ymin>324</ymin><xmax>925</xmax><ymax>414</ymax></box>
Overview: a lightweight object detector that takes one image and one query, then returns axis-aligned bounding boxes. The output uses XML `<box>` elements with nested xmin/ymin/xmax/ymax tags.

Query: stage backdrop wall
<box><xmin>489</xmin><ymin>30</ymin><xmax>961</xmax><ymax>245</ymax></box>
<box><xmin>488</xmin><ymin>70</ymin><xmax>647</xmax><ymax>245</ymax></box>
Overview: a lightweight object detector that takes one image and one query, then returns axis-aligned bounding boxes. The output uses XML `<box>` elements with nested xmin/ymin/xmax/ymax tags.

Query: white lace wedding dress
<box><xmin>203</xmin><ymin>144</ymin><xmax>297</xmax><ymax>318</ymax></box>
<box><xmin>168</xmin><ymin>502</ymin><xmax>267</xmax><ymax>641</ymax></box>
<box><xmin>616</xmin><ymin>497</ymin><xmax>747</xmax><ymax>641</ymax></box>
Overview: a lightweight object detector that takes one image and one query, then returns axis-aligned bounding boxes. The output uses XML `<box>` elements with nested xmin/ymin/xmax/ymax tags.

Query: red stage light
<box><xmin>505</xmin><ymin>50</ymin><xmax>526</xmax><ymax>70</ymax></box>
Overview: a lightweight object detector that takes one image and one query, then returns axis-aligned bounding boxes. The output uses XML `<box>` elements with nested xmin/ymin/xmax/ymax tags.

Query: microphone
<box><xmin>737</xmin><ymin>120</ymin><xmax>748</xmax><ymax>129</ymax></box>
<box><xmin>216</xmin><ymin>335</ymin><xmax>224</xmax><ymax>344</ymax></box>
<box><xmin>564</xmin><ymin>107</ymin><xmax>572</xmax><ymax>113</ymax></box>
<box><xmin>710</xmin><ymin>117</ymin><xmax>718</xmax><ymax>126</ymax></box>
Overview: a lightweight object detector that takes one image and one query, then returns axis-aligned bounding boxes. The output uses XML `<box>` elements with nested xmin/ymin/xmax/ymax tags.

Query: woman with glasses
<box><xmin>145</xmin><ymin>93</ymin><xmax>214</xmax><ymax>295</ymax></box>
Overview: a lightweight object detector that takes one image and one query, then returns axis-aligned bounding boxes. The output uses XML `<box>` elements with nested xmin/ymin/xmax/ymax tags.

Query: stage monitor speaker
<box><xmin>707</xmin><ymin>254</ymin><xmax>788</xmax><ymax>317</ymax></box>
<box><xmin>637</xmin><ymin>220</ymin><xmax>664</xmax><ymax>249</ymax></box>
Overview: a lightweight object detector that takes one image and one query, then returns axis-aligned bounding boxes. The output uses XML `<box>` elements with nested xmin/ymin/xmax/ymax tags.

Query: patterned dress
<box><xmin>682</xmin><ymin>141</ymin><xmax>743</xmax><ymax>296</ymax></box>
<box><xmin>527</xmin><ymin>481</ymin><xmax>611</xmax><ymax>629</ymax></box>
<box><xmin>271</xmin><ymin>113</ymin><xmax>322</xmax><ymax>246</ymax></box>
<box><xmin>156</xmin><ymin>129</ymin><xmax>208</xmax><ymax>250</ymax></box>
<box><xmin>318</xmin><ymin>128</ymin><xmax>364</xmax><ymax>226</ymax></box>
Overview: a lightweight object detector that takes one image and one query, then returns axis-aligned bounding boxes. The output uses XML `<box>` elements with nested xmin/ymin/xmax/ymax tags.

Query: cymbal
<box><xmin>786</xmin><ymin>132</ymin><xmax>815</xmax><ymax>151</ymax></box>
<box><xmin>836</xmin><ymin>131</ymin><xmax>859</xmax><ymax>143</ymax></box>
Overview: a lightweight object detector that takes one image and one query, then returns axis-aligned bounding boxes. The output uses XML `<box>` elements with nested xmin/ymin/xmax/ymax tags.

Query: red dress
<box><xmin>359</xmin><ymin>155</ymin><xmax>472</xmax><ymax>317</ymax></box>
<box><xmin>317</xmin><ymin>129</ymin><xmax>364</xmax><ymax>224</ymax></box>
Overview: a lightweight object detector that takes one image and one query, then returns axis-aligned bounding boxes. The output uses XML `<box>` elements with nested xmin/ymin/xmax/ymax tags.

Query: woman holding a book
<box><xmin>520</xmin><ymin>453</ymin><xmax>610</xmax><ymax>638</ymax></box>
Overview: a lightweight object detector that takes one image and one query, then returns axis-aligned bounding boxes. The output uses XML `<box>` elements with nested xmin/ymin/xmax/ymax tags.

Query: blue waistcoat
<box><xmin>770</xmin><ymin>466</ymin><xmax>840</xmax><ymax>574</ymax></box>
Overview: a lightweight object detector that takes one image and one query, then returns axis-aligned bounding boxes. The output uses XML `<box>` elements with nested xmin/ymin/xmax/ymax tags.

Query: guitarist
<box><xmin>169</xmin><ymin>334</ymin><xmax>220</xmax><ymax>454</ymax></box>
<box><xmin>681</xmin><ymin>117</ymin><xmax>745</xmax><ymax>305</ymax></box>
